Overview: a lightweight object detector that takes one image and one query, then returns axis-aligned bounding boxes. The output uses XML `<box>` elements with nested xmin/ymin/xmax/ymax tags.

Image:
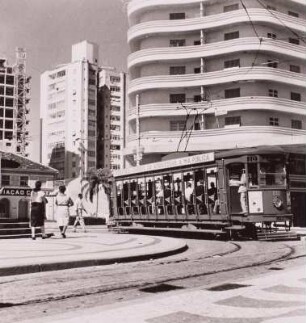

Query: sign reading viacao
<box><xmin>0</xmin><ymin>188</ymin><xmax>32</xmax><ymax>196</ymax></box>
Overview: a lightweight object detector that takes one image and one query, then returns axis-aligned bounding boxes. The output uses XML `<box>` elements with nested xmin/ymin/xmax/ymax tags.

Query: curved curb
<box><xmin>0</xmin><ymin>242</ymin><xmax>188</xmax><ymax>277</ymax></box>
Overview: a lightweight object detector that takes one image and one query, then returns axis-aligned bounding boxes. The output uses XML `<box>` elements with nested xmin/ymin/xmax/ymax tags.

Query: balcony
<box><xmin>128</xmin><ymin>38</ymin><xmax>306</xmax><ymax>69</ymax></box>
<box><xmin>128</xmin><ymin>8</ymin><xmax>305</xmax><ymax>43</ymax></box>
<box><xmin>128</xmin><ymin>67</ymin><xmax>306</xmax><ymax>94</ymax></box>
<box><xmin>127</xmin><ymin>97</ymin><xmax>306</xmax><ymax>121</ymax></box>
<box><xmin>125</xmin><ymin>126</ymin><xmax>306</xmax><ymax>155</ymax></box>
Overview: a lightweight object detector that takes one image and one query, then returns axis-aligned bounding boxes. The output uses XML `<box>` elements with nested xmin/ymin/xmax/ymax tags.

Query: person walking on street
<box><xmin>73</xmin><ymin>193</ymin><xmax>87</xmax><ymax>233</ymax></box>
<box><xmin>55</xmin><ymin>185</ymin><xmax>74</xmax><ymax>238</ymax></box>
<box><xmin>30</xmin><ymin>181</ymin><xmax>48</xmax><ymax>240</ymax></box>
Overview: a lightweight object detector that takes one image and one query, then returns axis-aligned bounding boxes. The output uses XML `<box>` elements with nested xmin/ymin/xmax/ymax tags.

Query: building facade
<box><xmin>97</xmin><ymin>67</ymin><xmax>126</xmax><ymax>170</ymax></box>
<box><xmin>0</xmin><ymin>151</ymin><xmax>58</xmax><ymax>220</ymax></box>
<box><xmin>126</xmin><ymin>0</ymin><xmax>306</xmax><ymax>165</ymax></box>
<box><xmin>0</xmin><ymin>48</ymin><xmax>30</xmax><ymax>156</ymax></box>
<box><xmin>40</xmin><ymin>41</ymin><xmax>99</xmax><ymax>179</ymax></box>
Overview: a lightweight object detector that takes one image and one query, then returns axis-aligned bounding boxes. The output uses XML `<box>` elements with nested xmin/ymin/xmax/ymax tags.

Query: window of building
<box><xmin>170</xmin><ymin>120</ymin><xmax>186</xmax><ymax>131</ymax></box>
<box><xmin>110</xmin><ymin>86</ymin><xmax>120</xmax><ymax>92</ymax></box>
<box><xmin>88</xmin><ymin>99</ymin><xmax>96</xmax><ymax>106</ymax></box>
<box><xmin>268</xmin><ymin>89</ymin><xmax>278</xmax><ymax>97</ymax></box>
<box><xmin>110</xmin><ymin>105</ymin><xmax>120</xmax><ymax>112</ymax></box>
<box><xmin>288</xmin><ymin>11</ymin><xmax>299</xmax><ymax>17</ymax></box>
<box><xmin>267</xmin><ymin>5</ymin><xmax>276</xmax><ymax>11</ymax></box>
<box><xmin>170</xmin><ymin>93</ymin><xmax>186</xmax><ymax>103</ymax></box>
<box><xmin>88</xmin><ymin>120</ymin><xmax>96</xmax><ymax>127</ymax></box>
<box><xmin>269</xmin><ymin>117</ymin><xmax>279</xmax><ymax>126</ymax></box>
<box><xmin>224</xmin><ymin>31</ymin><xmax>239</xmax><ymax>41</ymax></box>
<box><xmin>88</xmin><ymin>130</ymin><xmax>95</xmax><ymax>137</ymax></box>
<box><xmin>291</xmin><ymin>120</ymin><xmax>302</xmax><ymax>129</ymax></box>
<box><xmin>267</xmin><ymin>60</ymin><xmax>278</xmax><ymax>68</ymax></box>
<box><xmin>88</xmin><ymin>151</ymin><xmax>96</xmax><ymax>157</ymax></box>
<box><xmin>4</xmin><ymin>131</ymin><xmax>13</xmax><ymax>139</ymax></box>
<box><xmin>225</xmin><ymin>88</ymin><xmax>240</xmax><ymax>98</ymax></box>
<box><xmin>224</xmin><ymin>4</ymin><xmax>239</xmax><ymax>12</ymax></box>
<box><xmin>267</xmin><ymin>33</ymin><xmax>276</xmax><ymax>39</ymax></box>
<box><xmin>290</xmin><ymin>65</ymin><xmax>301</xmax><ymax>73</ymax></box>
<box><xmin>110</xmin><ymin>115</ymin><xmax>120</xmax><ymax>121</ymax></box>
<box><xmin>225</xmin><ymin>116</ymin><xmax>241</xmax><ymax>126</ymax></box>
<box><xmin>0</xmin><ymin>86</ymin><xmax>4</xmax><ymax>95</ymax></box>
<box><xmin>170</xmin><ymin>39</ymin><xmax>186</xmax><ymax>47</ymax></box>
<box><xmin>0</xmin><ymin>119</ymin><xmax>3</xmax><ymax>128</ymax></box>
<box><xmin>5</xmin><ymin>120</ymin><xmax>13</xmax><ymax>129</ymax></box>
<box><xmin>57</xmin><ymin>70</ymin><xmax>66</xmax><ymax>78</ymax></box>
<box><xmin>194</xmin><ymin>95</ymin><xmax>202</xmax><ymax>102</ymax></box>
<box><xmin>20</xmin><ymin>176</ymin><xmax>28</xmax><ymax>187</ymax></box>
<box><xmin>110</xmin><ymin>144</ymin><xmax>120</xmax><ymax>150</ymax></box>
<box><xmin>5</xmin><ymin>109</ymin><xmax>13</xmax><ymax>118</ymax></box>
<box><xmin>110</xmin><ymin>76</ymin><xmax>121</xmax><ymax>83</ymax></box>
<box><xmin>194</xmin><ymin>67</ymin><xmax>201</xmax><ymax>74</ymax></box>
<box><xmin>0</xmin><ymin>97</ymin><xmax>3</xmax><ymax>106</ymax></box>
<box><xmin>289</xmin><ymin>38</ymin><xmax>300</xmax><ymax>45</ymax></box>
<box><xmin>89</xmin><ymin>79</ymin><xmax>96</xmax><ymax>86</ymax></box>
<box><xmin>194</xmin><ymin>40</ymin><xmax>201</xmax><ymax>45</ymax></box>
<box><xmin>1</xmin><ymin>175</ymin><xmax>10</xmax><ymax>186</ymax></box>
<box><xmin>5</xmin><ymin>87</ymin><xmax>14</xmax><ymax>96</ymax></box>
<box><xmin>5</xmin><ymin>98</ymin><xmax>14</xmax><ymax>107</ymax></box>
<box><xmin>224</xmin><ymin>59</ymin><xmax>240</xmax><ymax>69</ymax></box>
<box><xmin>169</xmin><ymin>12</ymin><xmax>185</xmax><ymax>20</ymax></box>
<box><xmin>6</xmin><ymin>75</ymin><xmax>14</xmax><ymax>85</ymax></box>
<box><xmin>170</xmin><ymin>66</ymin><xmax>186</xmax><ymax>75</ymax></box>
<box><xmin>110</xmin><ymin>125</ymin><xmax>120</xmax><ymax>131</ymax></box>
<box><xmin>291</xmin><ymin>92</ymin><xmax>301</xmax><ymax>101</ymax></box>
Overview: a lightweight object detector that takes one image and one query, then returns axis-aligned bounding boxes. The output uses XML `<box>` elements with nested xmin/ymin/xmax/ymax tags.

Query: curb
<box><xmin>0</xmin><ymin>243</ymin><xmax>188</xmax><ymax>277</ymax></box>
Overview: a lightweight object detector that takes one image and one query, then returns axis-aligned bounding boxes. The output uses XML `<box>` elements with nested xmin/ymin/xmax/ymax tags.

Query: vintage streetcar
<box><xmin>111</xmin><ymin>146</ymin><xmax>301</xmax><ymax>240</ymax></box>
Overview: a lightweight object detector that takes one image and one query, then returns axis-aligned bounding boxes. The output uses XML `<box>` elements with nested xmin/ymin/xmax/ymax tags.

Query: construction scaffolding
<box><xmin>14</xmin><ymin>47</ymin><xmax>30</xmax><ymax>157</ymax></box>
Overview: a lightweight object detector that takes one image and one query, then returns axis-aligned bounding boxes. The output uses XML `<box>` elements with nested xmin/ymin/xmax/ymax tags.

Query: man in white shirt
<box><xmin>73</xmin><ymin>193</ymin><xmax>87</xmax><ymax>232</ymax></box>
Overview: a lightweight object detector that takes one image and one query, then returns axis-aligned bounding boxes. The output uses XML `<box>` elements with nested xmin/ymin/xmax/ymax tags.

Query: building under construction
<box><xmin>0</xmin><ymin>48</ymin><xmax>30</xmax><ymax>156</ymax></box>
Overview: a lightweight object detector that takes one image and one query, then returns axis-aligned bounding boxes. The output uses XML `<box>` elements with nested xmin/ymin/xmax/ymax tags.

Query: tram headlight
<box><xmin>273</xmin><ymin>196</ymin><xmax>283</xmax><ymax>210</ymax></box>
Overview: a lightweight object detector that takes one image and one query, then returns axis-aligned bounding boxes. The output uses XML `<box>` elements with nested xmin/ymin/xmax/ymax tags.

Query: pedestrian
<box><xmin>73</xmin><ymin>193</ymin><xmax>87</xmax><ymax>233</ymax></box>
<box><xmin>30</xmin><ymin>180</ymin><xmax>48</xmax><ymax>240</ymax></box>
<box><xmin>55</xmin><ymin>185</ymin><xmax>74</xmax><ymax>238</ymax></box>
<box><xmin>238</xmin><ymin>169</ymin><xmax>248</xmax><ymax>213</ymax></box>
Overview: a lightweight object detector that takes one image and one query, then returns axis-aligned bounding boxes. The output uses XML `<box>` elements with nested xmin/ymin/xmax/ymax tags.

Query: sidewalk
<box><xmin>0</xmin><ymin>224</ymin><xmax>187</xmax><ymax>277</ymax></box>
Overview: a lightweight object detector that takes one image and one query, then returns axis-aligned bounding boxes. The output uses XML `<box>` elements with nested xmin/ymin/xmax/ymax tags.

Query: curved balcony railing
<box><xmin>128</xmin><ymin>38</ymin><xmax>306</xmax><ymax>69</ymax></box>
<box><xmin>128</xmin><ymin>8</ymin><xmax>306</xmax><ymax>43</ymax></box>
<box><xmin>124</xmin><ymin>126</ymin><xmax>306</xmax><ymax>154</ymax></box>
<box><xmin>128</xmin><ymin>67</ymin><xmax>306</xmax><ymax>95</ymax></box>
<box><xmin>128</xmin><ymin>0</ymin><xmax>305</xmax><ymax>18</ymax></box>
<box><xmin>127</xmin><ymin>97</ymin><xmax>306</xmax><ymax>121</ymax></box>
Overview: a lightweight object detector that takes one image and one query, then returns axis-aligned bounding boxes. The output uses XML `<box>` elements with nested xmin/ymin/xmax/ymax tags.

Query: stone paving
<box><xmin>16</xmin><ymin>265</ymin><xmax>306</xmax><ymax>323</ymax></box>
<box><xmin>0</xmin><ymin>226</ymin><xmax>187</xmax><ymax>276</ymax></box>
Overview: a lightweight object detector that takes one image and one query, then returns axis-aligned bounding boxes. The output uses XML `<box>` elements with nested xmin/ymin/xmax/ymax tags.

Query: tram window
<box><xmin>289</xmin><ymin>155</ymin><xmax>306</xmax><ymax>175</ymax></box>
<box><xmin>195</xmin><ymin>169</ymin><xmax>207</xmax><ymax>214</ymax></box>
<box><xmin>260</xmin><ymin>156</ymin><xmax>286</xmax><ymax>186</ymax></box>
<box><xmin>173</xmin><ymin>173</ymin><xmax>184</xmax><ymax>214</ymax></box>
<box><xmin>163</xmin><ymin>175</ymin><xmax>172</xmax><ymax>203</ymax></box>
<box><xmin>138</xmin><ymin>178</ymin><xmax>146</xmax><ymax>200</ymax></box>
<box><xmin>130</xmin><ymin>180</ymin><xmax>138</xmax><ymax>202</ymax></box>
<box><xmin>154</xmin><ymin>176</ymin><xmax>163</xmax><ymax>205</ymax></box>
<box><xmin>183</xmin><ymin>172</ymin><xmax>194</xmax><ymax>204</ymax></box>
<box><xmin>123</xmin><ymin>181</ymin><xmax>130</xmax><ymax>202</ymax></box>
<box><xmin>146</xmin><ymin>177</ymin><xmax>154</xmax><ymax>200</ymax></box>
<box><xmin>116</xmin><ymin>181</ymin><xmax>123</xmax><ymax>207</ymax></box>
<box><xmin>247</xmin><ymin>163</ymin><xmax>258</xmax><ymax>186</ymax></box>
<box><xmin>207</xmin><ymin>168</ymin><xmax>219</xmax><ymax>214</ymax></box>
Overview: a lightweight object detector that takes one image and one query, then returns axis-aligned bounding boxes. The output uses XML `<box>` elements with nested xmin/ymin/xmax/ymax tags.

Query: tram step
<box><xmin>0</xmin><ymin>222</ymin><xmax>30</xmax><ymax>229</ymax></box>
<box><xmin>257</xmin><ymin>231</ymin><xmax>298</xmax><ymax>241</ymax></box>
<box><xmin>0</xmin><ymin>218</ymin><xmax>27</xmax><ymax>223</ymax></box>
<box><xmin>0</xmin><ymin>228</ymin><xmax>33</xmax><ymax>236</ymax></box>
<box><xmin>117</xmin><ymin>225</ymin><xmax>226</xmax><ymax>235</ymax></box>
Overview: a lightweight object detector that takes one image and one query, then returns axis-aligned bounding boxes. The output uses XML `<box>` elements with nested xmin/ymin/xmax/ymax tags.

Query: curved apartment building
<box><xmin>126</xmin><ymin>0</ymin><xmax>306</xmax><ymax>165</ymax></box>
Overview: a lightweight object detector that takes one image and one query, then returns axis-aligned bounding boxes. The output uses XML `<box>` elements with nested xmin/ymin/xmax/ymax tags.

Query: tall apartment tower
<box><xmin>126</xmin><ymin>0</ymin><xmax>306</xmax><ymax>165</ymax></box>
<box><xmin>0</xmin><ymin>48</ymin><xmax>30</xmax><ymax>156</ymax></box>
<box><xmin>97</xmin><ymin>67</ymin><xmax>126</xmax><ymax>170</ymax></box>
<box><xmin>40</xmin><ymin>41</ymin><xmax>99</xmax><ymax>179</ymax></box>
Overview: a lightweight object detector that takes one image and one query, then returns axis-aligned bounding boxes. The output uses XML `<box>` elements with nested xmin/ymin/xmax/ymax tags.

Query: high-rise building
<box><xmin>0</xmin><ymin>48</ymin><xmax>30</xmax><ymax>156</ymax></box>
<box><xmin>126</xmin><ymin>0</ymin><xmax>305</xmax><ymax>165</ymax></box>
<box><xmin>97</xmin><ymin>67</ymin><xmax>126</xmax><ymax>171</ymax></box>
<box><xmin>40</xmin><ymin>41</ymin><xmax>99</xmax><ymax>179</ymax></box>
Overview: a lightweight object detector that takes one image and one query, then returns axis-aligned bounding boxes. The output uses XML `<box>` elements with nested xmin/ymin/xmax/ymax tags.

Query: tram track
<box><xmin>1</xmin><ymin>240</ymin><xmax>302</xmax><ymax>309</ymax></box>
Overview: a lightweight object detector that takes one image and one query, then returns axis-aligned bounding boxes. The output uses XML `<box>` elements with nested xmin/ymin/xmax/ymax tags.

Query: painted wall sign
<box><xmin>0</xmin><ymin>187</ymin><xmax>32</xmax><ymax>197</ymax></box>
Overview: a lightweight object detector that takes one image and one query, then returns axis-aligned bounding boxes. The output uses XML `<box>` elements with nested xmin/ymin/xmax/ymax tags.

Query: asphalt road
<box><xmin>1</xmin><ymin>238</ymin><xmax>305</xmax><ymax>323</ymax></box>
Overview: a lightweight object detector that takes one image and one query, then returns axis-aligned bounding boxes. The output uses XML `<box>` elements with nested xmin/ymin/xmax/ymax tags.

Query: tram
<box><xmin>111</xmin><ymin>146</ymin><xmax>296</xmax><ymax>239</ymax></box>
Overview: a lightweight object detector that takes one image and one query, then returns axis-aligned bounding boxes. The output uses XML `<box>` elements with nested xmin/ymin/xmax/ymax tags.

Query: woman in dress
<box><xmin>55</xmin><ymin>185</ymin><xmax>74</xmax><ymax>238</ymax></box>
<box><xmin>30</xmin><ymin>180</ymin><xmax>48</xmax><ymax>240</ymax></box>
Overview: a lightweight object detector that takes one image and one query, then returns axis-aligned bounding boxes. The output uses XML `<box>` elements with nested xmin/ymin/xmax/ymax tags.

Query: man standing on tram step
<box><xmin>73</xmin><ymin>193</ymin><xmax>87</xmax><ymax>233</ymax></box>
<box><xmin>238</xmin><ymin>169</ymin><xmax>248</xmax><ymax>214</ymax></box>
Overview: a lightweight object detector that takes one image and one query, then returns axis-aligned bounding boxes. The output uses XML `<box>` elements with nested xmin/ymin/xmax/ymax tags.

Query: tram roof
<box><xmin>114</xmin><ymin>145</ymin><xmax>305</xmax><ymax>178</ymax></box>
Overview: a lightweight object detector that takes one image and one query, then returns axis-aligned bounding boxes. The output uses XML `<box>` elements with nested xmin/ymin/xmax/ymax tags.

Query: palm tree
<box><xmin>88</xmin><ymin>168</ymin><xmax>113</xmax><ymax>219</ymax></box>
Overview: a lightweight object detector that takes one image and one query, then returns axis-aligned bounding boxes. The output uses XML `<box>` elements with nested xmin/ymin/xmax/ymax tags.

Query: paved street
<box><xmin>16</xmin><ymin>265</ymin><xmax>306</xmax><ymax>323</ymax></box>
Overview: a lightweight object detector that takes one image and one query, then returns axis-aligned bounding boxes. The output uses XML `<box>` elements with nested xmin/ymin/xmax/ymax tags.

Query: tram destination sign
<box><xmin>114</xmin><ymin>152</ymin><xmax>215</xmax><ymax>177</ymax></box>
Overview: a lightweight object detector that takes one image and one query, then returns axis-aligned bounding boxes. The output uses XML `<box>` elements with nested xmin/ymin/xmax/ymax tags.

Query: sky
<box><xmin>0</xmin><ymin>0</ymin><xmax>129</xmax><ymax>161</ymax></box>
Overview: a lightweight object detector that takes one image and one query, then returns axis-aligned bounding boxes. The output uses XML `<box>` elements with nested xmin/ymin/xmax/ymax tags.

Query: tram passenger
<box><xmin>208</xmin><ymin>182</ymin><xmax>218</xmax><ymax>214</ymax></box>
<box><xmin>184</xmin><ymin>182</ymin><xmax>193</xmax><ymax>204</ymax></box>
<box><xmin>229</xmin><ymin>169</ymin><xmax>247</xmax><ymax>213</ymax></box>
<box><xmin>195</xmin><ymin>180</ymin><xmax>207</xmax><ymax>214</ymax></box>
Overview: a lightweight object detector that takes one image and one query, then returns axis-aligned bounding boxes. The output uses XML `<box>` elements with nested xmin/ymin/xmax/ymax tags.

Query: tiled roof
<box><xmin>0</xmin><ymin>151</ymin><xmax>58</xmax><ymax>174</ymax></box>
